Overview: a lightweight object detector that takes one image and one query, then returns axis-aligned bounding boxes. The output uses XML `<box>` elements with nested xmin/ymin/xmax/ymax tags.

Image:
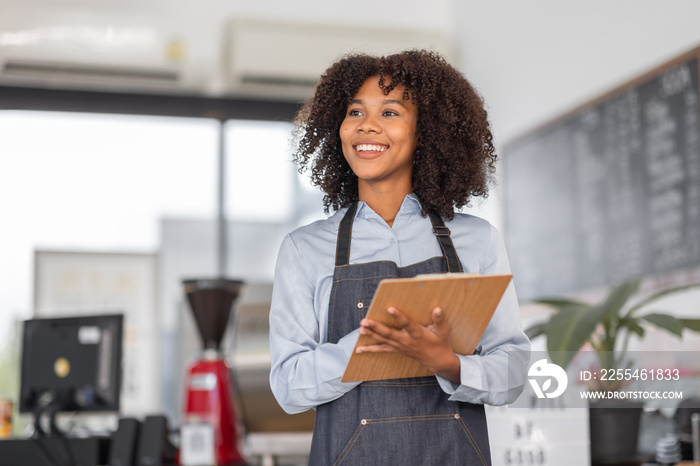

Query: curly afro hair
<box><xmin>293</xmin><ymin>49</ymin><xmax>496</xmax><ymax>220</ymax></box>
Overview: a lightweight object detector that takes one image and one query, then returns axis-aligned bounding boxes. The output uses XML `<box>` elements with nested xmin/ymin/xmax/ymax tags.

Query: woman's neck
<box><xmin>358</xmin><ymin>183</ymin><xmax>411</xmax><ymax>227</ymax></box>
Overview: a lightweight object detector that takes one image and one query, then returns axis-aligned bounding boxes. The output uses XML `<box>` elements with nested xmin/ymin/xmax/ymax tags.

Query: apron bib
<box><xmin>309</xmin><ymin>203</ymin><xmax>491</xmax><ymax>465</ymax></box>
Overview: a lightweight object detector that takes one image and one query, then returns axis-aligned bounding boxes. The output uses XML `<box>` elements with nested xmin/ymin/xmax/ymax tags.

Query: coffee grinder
<box><xmin>180</xmin><ymin>278</ymin><xmax>245</xmax><ymax>465</ymax></box>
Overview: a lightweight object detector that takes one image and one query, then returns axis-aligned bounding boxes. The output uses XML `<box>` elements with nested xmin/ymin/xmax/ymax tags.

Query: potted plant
<box><xmin>525</xmin><ymin>275</ymin><xmax>700</xmax><ymax>464</ymax></box>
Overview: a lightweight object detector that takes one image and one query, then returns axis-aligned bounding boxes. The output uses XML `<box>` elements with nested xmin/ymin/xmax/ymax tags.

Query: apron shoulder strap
<box><xmin>335</xmin><ymin>203</ymin><xmax>462</xmax><ymax>272</ymax></box>
<box><xmin>427</xmin><ymin>211</ymin><xmax>464</xmax><ymax>273</ymax></box>
<box><xmin>335</xmin><ymin>202</ymin><xmax>358</xmax><ymax>266</ymax></box>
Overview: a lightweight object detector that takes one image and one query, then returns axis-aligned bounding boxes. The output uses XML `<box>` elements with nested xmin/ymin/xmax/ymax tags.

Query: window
<box><xmin>0</xmin><ymin>111</ymin><xmax>218</xmax><ymax>403</ymax></box>
<box><xmin>0</xmin><ymin>108</ymin><xmax>325</xmax><ymax>422</ymax></box>
<box><xmin>225</xmin><ymin>119</ymin><xmax>296</xmax><ymax>222</ymax></box>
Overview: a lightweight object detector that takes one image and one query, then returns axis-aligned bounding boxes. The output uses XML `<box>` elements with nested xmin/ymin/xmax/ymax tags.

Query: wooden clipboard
<box><xmin>341</xmin><ymin>273</ymin><xmax>512</xmax><ymax>382</ymax></box>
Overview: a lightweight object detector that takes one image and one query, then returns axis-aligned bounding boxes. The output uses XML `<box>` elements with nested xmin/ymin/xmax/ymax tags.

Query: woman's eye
<box><xmin>348</xmin><ymin>109</ymin><xmax>362</xmax><ymax>116</ymax></box>
<box><xmin>383</xmin><ymin>110</ymin><xmax>398</xmax><ymax>116</ymax></box>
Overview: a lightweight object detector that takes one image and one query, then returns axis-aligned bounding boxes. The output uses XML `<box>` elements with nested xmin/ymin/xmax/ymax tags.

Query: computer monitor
<box><xmin>19</xmin><ymin>313</ymin><xmax>124</xmax><ymax>415</ymax></box>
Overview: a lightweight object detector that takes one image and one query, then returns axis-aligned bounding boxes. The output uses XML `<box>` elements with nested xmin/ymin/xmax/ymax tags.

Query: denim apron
<box><xmin>308</xmin><ymin>203</ymin><xmax>491</xmax><ymax>465</ymax></box>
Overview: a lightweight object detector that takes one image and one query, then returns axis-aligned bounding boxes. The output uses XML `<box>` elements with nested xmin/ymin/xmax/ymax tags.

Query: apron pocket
<box><xmin>333</xmin><ymin>413</ymin><xmax>489</xmax><ymax>466</ymax></box>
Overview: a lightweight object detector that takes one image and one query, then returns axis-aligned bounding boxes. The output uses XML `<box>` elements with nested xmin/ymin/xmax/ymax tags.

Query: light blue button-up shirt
<box><xmin>269</xmin><ymin>194</ymin><xmax>530</xmax><ymax>414</ymax></box>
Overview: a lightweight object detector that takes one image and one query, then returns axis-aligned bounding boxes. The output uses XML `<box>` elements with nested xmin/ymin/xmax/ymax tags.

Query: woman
<box><xmin>269</xmin><ymin>50</ymin><xmax>530</xmax><ymax>465</ymax></box>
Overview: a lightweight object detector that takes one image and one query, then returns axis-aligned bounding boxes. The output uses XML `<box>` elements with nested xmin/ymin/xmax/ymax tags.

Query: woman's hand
<box><xmin>356</xmin><ymin>307</ymin><xmax>461</xmax><ymax>384</ymax></box>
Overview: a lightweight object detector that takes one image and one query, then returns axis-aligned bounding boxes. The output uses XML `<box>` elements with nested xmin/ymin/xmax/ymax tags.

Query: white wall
<box><xmin>455</xmin><ymin>0</ymin><xmax>700</xmax><ymax>145</ymax></box>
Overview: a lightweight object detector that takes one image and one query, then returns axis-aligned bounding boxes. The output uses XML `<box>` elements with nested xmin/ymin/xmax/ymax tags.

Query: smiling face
<box><xmin>339</xmin><ymin>76</ymin><xmax>419</xmax><ymax>197</ymax></box>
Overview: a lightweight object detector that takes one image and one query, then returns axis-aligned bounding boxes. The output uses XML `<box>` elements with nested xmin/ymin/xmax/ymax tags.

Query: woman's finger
<box><xmin>386</xmin><ymin>307</ymin><xmax>410</xmax><ymax>326</ymax></box>
<box><xmin>430</xmin><ymin>307</ymin><xmax>449</xmax><ymax>336</ymax></box>
<box><xmin>360</xmin><ymin>318</ymin><xmax>397</xmax><ymax>337</ymax></box>
<box><xmin>387</xmin><ymin>307</ymin><xmax>423</xmax><ymax>338</ymax></box>
<box><xmin>355</xmin><ymin>342</ymin><xmax>396</xmax><ymax>353</ymax></box>
<box><xmin>358</xmin><ymin>323</ymin><xmax>403</xmax><ymax>351</ymax></box>
<box><xmin>360</xmin><ymin>319</ymin><xmax>403</xmax><ymax>343</ymax></box>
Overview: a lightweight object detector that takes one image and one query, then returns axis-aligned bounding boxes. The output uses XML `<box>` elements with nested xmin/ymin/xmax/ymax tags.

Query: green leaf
<box><xmin>619</xmin><ymin>317</ymin><xmax>645</xmax><ymax>337</ymax></box>
<box><xmin>640</xmin><ymin>313</ymin><xmax>684</xmax><ymax>337</ymax></box>
<box><xmin>532</xmin><ymin>298</ymin><xmax>589</xmax><ymax>310</ymax></box>
<box><xmin>626</xmin><ymin>283</ymin><xmax>700</xmax><ymax>316</ymax></box>
<box><xmin>679</xmin><ymin>319</ymin><xmax>700</xmax><ymax>332</ymax></box>
<box><xmin>601</xmin><ymin>276</ymin><xmax>642</xmax><ymax>323</ymax></box>
<box><xmin>524</xmin><ymin>322</ymin><xmax>548</xmax><ymax>340</ymax></box>
<box><xmin>592</xmin><ymin>302</ymin><xmax>617</xmax><ymax>351</ymax></box>
<box><xmin>546</xmin><ymin>304</ymin><xmax>605</xmax><ymax>369</ymax></box>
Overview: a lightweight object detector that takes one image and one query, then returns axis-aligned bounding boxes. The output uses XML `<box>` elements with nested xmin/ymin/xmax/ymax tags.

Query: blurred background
<box><xmin>1</xmin><ymin>1</ymin><xmax>700</xmax><ymax>465</ymax></box>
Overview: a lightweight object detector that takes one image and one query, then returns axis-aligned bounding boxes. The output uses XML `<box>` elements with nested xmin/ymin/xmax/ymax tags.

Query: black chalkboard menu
<box><xmin>504</xmin><ymin>47</ymin><xmax>700</xmax><ymax>302</ymax></box>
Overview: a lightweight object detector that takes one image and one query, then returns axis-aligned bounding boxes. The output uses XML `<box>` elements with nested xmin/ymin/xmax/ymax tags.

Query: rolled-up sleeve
<box><xmin>268</xmin><ymin>234</ymin><xmax>361</xmax><ymax>414</ymax></box>
<box><xmin>436</xmin><ymin>224</ymin><xmax>530</xmax><ymax>405</ymax></box>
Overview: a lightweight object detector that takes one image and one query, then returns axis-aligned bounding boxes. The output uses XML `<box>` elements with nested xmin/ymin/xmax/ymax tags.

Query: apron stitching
<box><xmin>333</xmin><ymin>256</ymin><xmax>446</xmax><ymax>270</ymax></box>
<box><xmin>446</xmin><ymin>235</ymin><xmax>464</xmax><ymax>273</ymax></box>
<box><xmin>363</xmin><ymin>414</ymin><xmax>455</xmax><ymax>424</ymax></box>
<box><xmin>435</xmin><ymin>238</ymin><xmax>450</xmax><ymax>271</ymax></box>
<box><xmin>334</xmin><ymin>230</ymin><xmax>341</xmax><ymax>266</ymax></box>
<box><xmin>332</xmin><ymin>274</ymin><xmax>397</xmax><ymax>283</ymax></box>
<box><xmin>457</xmin><ymin>417</ymin><xmax>488</xmax><ymax>466</ymax></box>
<box><xmin>428</xmin><ymin>211</ymin><xmax>464</xmax><ymax>274</ymax></box>
<box><xmin>333</xmin><ymin>422</ymin><xmax>365</xmax><ymax>466</ymax></box>
<box><xmin>428</xmin><ymin>212</ymin><xmax>453</xmax><ymax>273</ymax></box>
<box><xmin>363</xmin><ymin>381</ymin><xmax>439</xmax><ymax>387</ymax></box>
<box><xmin>329</xmin><ymin>274</ymin><xmax>340</xmax><ymax>342</ymax></box>
<box><xmin>332</xmin><ymin>415</ymin><xmax>486</xmax><ymax>465</ymax></box>
<box><xmin>357</xmin><ymin>300</ymin><xmax>367</xmax><ymax>323</ymax></box>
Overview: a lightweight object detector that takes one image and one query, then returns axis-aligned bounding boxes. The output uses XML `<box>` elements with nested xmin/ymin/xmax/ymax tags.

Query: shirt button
<box><xmin>390</xmin><ymin>238</ymin><xmax>396</xmax><ymax>244</ymax></box>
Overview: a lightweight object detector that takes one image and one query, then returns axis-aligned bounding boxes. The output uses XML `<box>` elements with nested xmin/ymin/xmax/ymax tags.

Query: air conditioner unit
<box><xmin>225</xmin><ymin>19</ymin><xmax>455</xmax><ymax>101</ymax></box>
<box><xmin>0</xmin><ymin>23</ymin><xmax>190</xmax><ymax>94</ymax></box>
<box><xmin>0</xmin><ymin>19</ymin><xmax>455</xmax><ymax>99</ymax></box>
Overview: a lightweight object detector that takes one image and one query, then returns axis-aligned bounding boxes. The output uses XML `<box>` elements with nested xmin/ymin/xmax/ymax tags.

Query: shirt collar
<box><xmin>332</xmin><ymin>193</ymin><xmax>422</xmax><ymax>229</ymax></box>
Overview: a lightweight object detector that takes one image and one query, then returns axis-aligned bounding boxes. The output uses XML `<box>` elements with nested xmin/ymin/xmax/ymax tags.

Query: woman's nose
<box><xmin>358</xmin><ymin>114</ymin><xmax>380</xmax><ymax>133</ymax></box>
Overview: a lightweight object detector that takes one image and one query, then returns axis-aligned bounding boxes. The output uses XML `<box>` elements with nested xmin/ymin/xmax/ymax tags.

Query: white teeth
<box><xmin>355</xmin><ymin>144</ymin><xmax>387</xmax><ymax>152</ymax></box>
